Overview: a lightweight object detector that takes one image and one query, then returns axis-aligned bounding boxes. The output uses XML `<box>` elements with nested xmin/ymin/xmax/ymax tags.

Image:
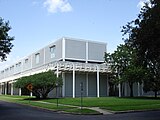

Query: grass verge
<box><xmin>0</xmin><ymin>95</ymin><xmax>100</xmax><ymax>115</ymax></box>
<box><xmin>0</xmin><ymin>95</ymin><xmax>160</xmax><ymax>113</ymax></box>
<box><xmin>42</xmin><ymin>96</ymin><xmax>160</xmax><ymax>111</ymax></box>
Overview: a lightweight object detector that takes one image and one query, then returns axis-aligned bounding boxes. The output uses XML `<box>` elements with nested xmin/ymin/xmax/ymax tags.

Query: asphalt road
<box><xmin>0</xmin><ymin>100</ymin><xmax>160</xmax><ymax>120</ymax></box>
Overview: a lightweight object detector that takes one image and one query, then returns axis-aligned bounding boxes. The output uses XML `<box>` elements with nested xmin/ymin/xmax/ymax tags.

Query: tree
<box><xmin>122</xmin><ymin>0</ymin><xmax>160</xmax><ymax>97</ymax></box>
<box><xmin>0</xmin><ymin>17</ymin><xmax>14</xmax><ymax>61</ymax></box>
<box><xmin>143</xmin><ymin>72</ymin><xmax>160</xmax><ymax>98</ymax></box>
<box><xmin>14</xmin><ymin>70</ymin><xmax>63</xmax><ymax>99</ymax></box>
<box><xmin>122</xmin><ymin>65</ymin><xmax>148</xmax><ymax>97</ymax></box>
<box><xmin>105</xmin><ymin>44</ymin><xmax>136</xmax><ymax>96</ymax></box>
<box><xmin>105</xmin><ymin>44</ymin><xmax>133</xmax><ymax>76</ymax></box>
<box><xmin>105</xmin><ymin>43</ymin><xmax>148</xmax><ymax>97</ymax></box>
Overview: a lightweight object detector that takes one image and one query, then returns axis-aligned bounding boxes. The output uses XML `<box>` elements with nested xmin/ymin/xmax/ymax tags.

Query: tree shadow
<box><xmin>121</xmin><ymin>96</ymin><xmax>160</xmax><ymax>100</ymax></box>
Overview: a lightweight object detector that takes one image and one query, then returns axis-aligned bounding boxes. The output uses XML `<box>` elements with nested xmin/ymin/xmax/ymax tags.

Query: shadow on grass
<box><xmin>120</xmin><ymin>96</ymin><xmax>160</xmax><ymax>100</ymax></box>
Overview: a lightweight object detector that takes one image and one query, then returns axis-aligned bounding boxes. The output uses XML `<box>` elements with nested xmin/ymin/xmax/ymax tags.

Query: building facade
<box><xmin>0</xmin><ymin>37</ymin><xmax>145</xmax><ymax>98</ymax></box>
<box><xmin>0</xmin><ymin>37</ymin><xmax>112</xmax><ymax>98</ymax></box>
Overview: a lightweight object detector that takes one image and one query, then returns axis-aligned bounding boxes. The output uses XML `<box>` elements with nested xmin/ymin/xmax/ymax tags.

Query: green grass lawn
<box><xmin>0</xmin><ymin>95</ymin><xmax>160</xmax><ymax>112</ymax></box>
<box><xmin>42</xmin><ymin>97</ymin><xmax>160</xmax><ymax>111</ymax></box>
<box><xmin>0</xmin><ymin>95</ymin><xmax>100</xmax><ymax>114</ymax></box>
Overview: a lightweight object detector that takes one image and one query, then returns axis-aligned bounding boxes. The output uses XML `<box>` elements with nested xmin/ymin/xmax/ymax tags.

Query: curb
<box><xmin>113</xmin><ymin>109</ymin><xmax>160</xmax><ymax>114</ymax></box>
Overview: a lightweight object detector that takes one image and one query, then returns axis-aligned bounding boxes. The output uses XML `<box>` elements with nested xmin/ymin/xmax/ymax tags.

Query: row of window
<box><xmin>35</xmin><ymin>45</ymin><xmax>56</xmax><ymax>64</ymax></box>
<box><xmin>0</xmin><ymin>45</ymin><xmax>56</xmax><ymax>74</ymax></box>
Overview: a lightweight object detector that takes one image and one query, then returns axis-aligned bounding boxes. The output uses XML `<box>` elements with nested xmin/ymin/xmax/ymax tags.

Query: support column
<box><xmin>73</xmin><ymin>64</ymin><xmax>75</xmax><ymax>98</ymax></box>
<box><xmin>1</xmin><ymin>83</ymin><xmax>4</xmax><ymax>94</ymax></box>
<box><xmin>62</xmin><ymin>72</ymin><xmax>65</xmax><ymax>97</ymax></box>
<box><xmin>137</xmin><ymin>82</ymin><xmax>140</xmax><ymax>96</ymax></box>
<box><xmin>97</xmin><ymin>65</ymin><xmax>100</xmax><ymax>98</ymax></box>
<box><xmin>86</xmin><ymin>41</ymin><xmax>88</xmax><ymax>63</ymax></box>
<box><xmin>5</xmin><ymin>82</ymin><xmax>7</xmax><ymax>95</ymax></box>
<box><xmin>118</xmin><ymin>83</ymin><xmax>121</xmax><ymax>97</ymax></box>
<box><xmin>86</xmin><ymin>73</ymin><xmax>89</xmax><ymax>97</ymax></box>
<box><xmin>11</xmin><ymin>82</ymin><xmax>13</xmax><ymax>95</ymax></box>
<box><xmin>19</xmin><ymin>88</ymin><xmax>21</xmax><ymax>96</ymax></box>
<box><xmin>62</xmin><ymin>38</ymin><xmax>65</xmax><ymax>61</ymax></box>
<box><xmin>30</xmin><ymin>92</ymin><xmax>33</xmax><ymax>97</ymax></box>
<box><xmin>56</xmin><ymin>63</ymin><xmax>59</xmax><ymax>78</ymax></box>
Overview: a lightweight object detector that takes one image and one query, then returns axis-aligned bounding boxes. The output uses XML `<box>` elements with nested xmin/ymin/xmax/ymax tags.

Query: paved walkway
<box><xmin>35</xmin><ymin>101</ymin><xmax>112</xmax><ymax>115</ymax></box>
<box><xmin>89</xmin><ymin>107</ymin><xmax>112</xmax><ymax>115</ymax></box>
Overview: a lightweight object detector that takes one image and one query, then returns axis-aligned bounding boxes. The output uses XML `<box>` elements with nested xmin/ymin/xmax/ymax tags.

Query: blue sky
<box><xmin>0</xmin><ymin>0</ymin><xmax>148</xmax><ymax>69</ymax></box>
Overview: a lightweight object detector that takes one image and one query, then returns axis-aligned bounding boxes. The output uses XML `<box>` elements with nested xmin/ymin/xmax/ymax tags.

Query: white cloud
<box><xmin>43</xmin><ymin>0</ymin><xmax>73</xmax><ymax>13</ymax></box>
<box><xmin>137</xmin><ymin>0</ymin><xmax>151</xmax><ymax>9</ymax></box>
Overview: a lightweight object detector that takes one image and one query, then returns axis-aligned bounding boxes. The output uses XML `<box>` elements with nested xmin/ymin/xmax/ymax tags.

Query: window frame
<box><xmin>35</xmin><ymin>53</ymin><xmax>40</xmax><ymax>64</ymax></box>
<box><xmin>50</xmin><ymin>45</ymin><xmax>56</xmax><ymax>58</ymax></box>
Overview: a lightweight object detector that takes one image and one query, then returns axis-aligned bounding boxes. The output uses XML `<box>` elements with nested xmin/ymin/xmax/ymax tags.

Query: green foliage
<box><xmin>143</xmin><ymin>72</ymin><xmax>160</xmax><ymax>98</ymax></box>
<box><xmin>14</xmin><ymin>70</ymin><xmax>63</xmax><ymax>99</ymax></box>
<box><xmin>105</xmin><ymin>44</ymin><xmax>148</xmax><ymax>97</ymax></box>
<box><xmin>122</xmin><ymin>65</ymin><xmax>149</xmax><ymax>97</ymax></box>
<box><xmin>122</xmin><ymin>66</ymin><xmax>148</xmax><ymax>84</ymax></box>
<box><xmin>105</xmin><ymin>44</ymin><xmax>135</xmax><ymax>76</ymax></box>
<box><xmin>0</xmin><ymin>17</ymin><xmax>14</xmax><ymax>61</ymax></box>
<box><xmin>122</xmin><ymin>0</ymin><xmax>160</xmax><ymax>97</ymax></box>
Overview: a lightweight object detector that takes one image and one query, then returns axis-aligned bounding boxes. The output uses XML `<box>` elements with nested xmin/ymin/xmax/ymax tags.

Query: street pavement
<box><xmin>0</xmin><ymin>100</ymin><xmax>160</xmax><ymax>120</ymax></box>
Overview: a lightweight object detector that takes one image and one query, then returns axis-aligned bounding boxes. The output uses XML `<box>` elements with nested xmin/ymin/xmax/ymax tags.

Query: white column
<box><xmin>56</xmin><ymin>63</ymin><xmax>59</xmax><ymax>77</ymax></box>
<box><xmin>118</xmin><ymin>83</ymin><xmax>121</xmax><ymax>97</ymax></box>
<box><xmin>62</xmin><ymin>72</ymin><xmax>65</xmax><ymax>97</ymax></box>
<box><xmin>137</xmin><ymin>82</ymin><xmax>140</xmax><ymax>96</ymax></box>
<box><xmin>19</xmin><ymin>88</ymin><xmax>21</xmax><ymax>96</ymax></box>
<box><xmin>97</xmin><ymin>65</ymin><xmax>100</xmax><ymax>98</ymax></box>
<box><xmin>73</xmin><ymin>64</ymin><xmax>75</xmax><ymax>98</ymax></box>
<box><xmin>11</xmin><ymin>83</ymin><xmax>13</xmax><ymax>95</ymax></box>
<box><xmin>62</xmin><ymin>37</ymin><xmax>65</xmax><ymax>61</ymax></box>
<box><xmin>5</xmin><ymin>82</ymin><xmax>7</xmax><ymax>95</ymax></box>
<box><xmin>56</xmin><ymin>63</ymin><xmax>59</xmax><ymax>97</ymax></box>
<box><xmin>86</xmin><ymin>41</ymin><xmax>88</xmax><ymax>63</ymax></box>
<box><xmin>30</xmin><ymin>92</ymin><xmax>33</xmax><ymax>97</ymax></box>
<box><xmin>1</xmin><ymin>83</ymin><xmax>4</xmax><ymax>95</ymax></box>
<box><xmin>86</xmin><ymin>73</ymin><xmax>89</xmax><ymax>97</ymax></box>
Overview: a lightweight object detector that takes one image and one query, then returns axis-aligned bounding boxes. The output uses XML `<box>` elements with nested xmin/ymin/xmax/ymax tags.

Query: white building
<box><xmin>0</xmin><ymin>37</ymin><xmax>112</xmax><ymax>98</ymax></box>
<box><xmin>0</xmin><ymin>37</ymin><xmax>144</xmax><ymax>98</ymax></box>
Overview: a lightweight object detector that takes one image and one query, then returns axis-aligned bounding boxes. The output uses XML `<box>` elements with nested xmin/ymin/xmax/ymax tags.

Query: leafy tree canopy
<box><xmin>105</xmin><ymin>44</ymin><xmax>148</xmax><ymax>97</ymax></box>
<box><xmin>122</xmin><ymin>0</ymin><xmax>160</xmax><ymax>97</ymax></box>
<box><xmin>0</xmin><ymin>17</ymin><xmax>14</xmax><ymax>61</ymax></box>
<box><xmin>14</xmin><ymin>70</ymin><xmax>63</xmax><ymax>99</ymax></box>
<box><xmin>122</xmin><ymin>65</ymin><xmax>149</xmax><ymax>97</ymax></box>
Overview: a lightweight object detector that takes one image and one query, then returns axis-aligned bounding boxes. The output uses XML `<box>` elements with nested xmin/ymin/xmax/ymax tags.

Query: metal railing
<box><xmin>0</xmin><ymin>61</ymin><xmax>111</xmax><ymax>82</ymax></box>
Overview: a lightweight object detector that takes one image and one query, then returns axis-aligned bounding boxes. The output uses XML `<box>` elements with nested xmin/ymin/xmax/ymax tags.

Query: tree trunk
<box><xmin>41</xmin><ymin>88</ymin><xmax>50</xmax><ymax>99</ymax></box>
<box><xmin>129</xmin><ymin>83</ymin><xmax>133</xmax><ymax>97</ymax></box>
<box><xmin>33</xmin><ymin>90</ymin><xmax>40</xmax><ymax>99</ymax></box>
<box><xmin>42</xmin><ymin>93</ymin><xmax>48</xmax><ymax>99</ymax></box>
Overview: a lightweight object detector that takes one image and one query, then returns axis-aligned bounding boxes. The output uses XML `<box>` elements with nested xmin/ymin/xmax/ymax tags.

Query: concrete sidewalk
<box><xmin>35</xmin><ymin>101</ymin><xmax>113</xmax><ymax>115</ymax></box>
